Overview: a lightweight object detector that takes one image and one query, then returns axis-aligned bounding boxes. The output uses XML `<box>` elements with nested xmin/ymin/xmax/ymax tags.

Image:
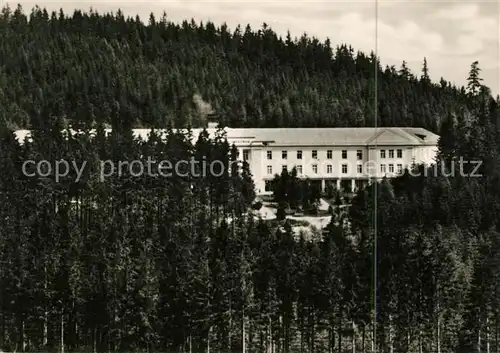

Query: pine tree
<box><xmin>467</xmin><ymin>61</ymin><xmax>483</xmax><ymax>97</ymax></box>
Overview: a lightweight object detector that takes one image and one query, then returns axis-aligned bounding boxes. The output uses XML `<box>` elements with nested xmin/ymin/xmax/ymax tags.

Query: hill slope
<box><xmin>0</xmin><ymin>4</ymin><xmax>494</xmax><ymax>131</ymax></box>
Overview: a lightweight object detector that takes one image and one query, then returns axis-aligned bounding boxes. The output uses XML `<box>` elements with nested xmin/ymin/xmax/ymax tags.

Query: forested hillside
<box><xmin>1</xmin><ymin>4</ymin><xmax>500</xmax><ymax>353</ymax></box>
<box><xmin>0</xmin><ymin>4</ymin><xmax>494</xmax><ymax>131</ymax></box>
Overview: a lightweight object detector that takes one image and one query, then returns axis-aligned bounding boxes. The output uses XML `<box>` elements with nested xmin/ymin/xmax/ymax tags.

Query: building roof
<box><xmin>13</xmin><ymin>127</ymin><xmax>439</xmax><ymax>147</ymax></box>
<box><xmin>223</xmin><ymin>127</ymin><xmax>439</xmax><ymax>146</ymax></box>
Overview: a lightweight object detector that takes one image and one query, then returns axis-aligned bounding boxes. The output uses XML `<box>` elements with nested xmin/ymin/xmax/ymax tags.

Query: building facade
<box><xmin>220</xmin><ymin>127</ymin><xmax>439</xmax><ymax>194</ymax></box>
<box><xmin>14</xmin><ymin>126</ymin><xmax>439</xmax><ymax>194</ymax></box>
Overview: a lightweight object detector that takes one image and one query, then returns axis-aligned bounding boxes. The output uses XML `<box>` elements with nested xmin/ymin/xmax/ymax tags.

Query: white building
<box><xmin>221</xmin><ymin>126</ymin><xmax>439</xmax><ymax>194</ymax></box>
<box><xmin>14</xmin><ymin>125</ymin><xmax>439</xmax><ymax>194</ymax></box>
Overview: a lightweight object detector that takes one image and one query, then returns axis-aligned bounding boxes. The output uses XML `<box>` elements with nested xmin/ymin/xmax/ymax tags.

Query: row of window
<box><xmin>268</xmin><ymin>150</ymin><xmax>361</xmax><ymax>160</ymax></box>
<box><xmin>268</xmin><ymin>163</ymin><xmax>403</xmax><ymax>175</ymax></box>
<box><xmin>266</xmin><ymin>149</ymin><xmax>403</xmax><ymax>160</ymax></box>
<box><xmin>381</xmin><ymin>164</ymin><xmax>403</xmax><ymax>173</ymax></box>
<box><xmin>380</xmin><ymin>149</ymin><xmax>403</xmax><ymax>159</ymax></box>
<box><xmin>241</xmin><ymin>149</ymin><xmax>404</xmax><ymax>161</ymax></box>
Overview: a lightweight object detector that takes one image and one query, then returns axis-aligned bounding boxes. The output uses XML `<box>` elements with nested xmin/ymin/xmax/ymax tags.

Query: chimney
<box><xmin>208</xmin><ymin>121</ymin><xmax>218</xmax><ymax>129</ymax></box>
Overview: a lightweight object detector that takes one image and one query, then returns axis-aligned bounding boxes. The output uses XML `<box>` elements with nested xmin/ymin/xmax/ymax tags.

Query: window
<box><xmin>267</xmin><ymin>165</ymin><xmax>272</xmax><ymax>174</ymax></box>
<box><xmin>357</xmin><ymin>164</ymin><xmax>363</xmax><ymax>173</ymax></box>
<box><xmin>380</xmin><ymin>164</ymin><xmax>386</xmax><ymax>173</ymax></box>
<box><xmin>342</xmin><ymin>150</ymin><xmax>347</xmax><ymax>159</ymax></box>
<box><xmin>282</xmin><ymin>151</ymin><xmax>287</xmax><ymax>159</ymax></box>
<box><xmin>282</xmin><ymin>165</ymin><xmax>287</xmax><ymax>172</ymax></box>
<box><xmin>342</xmin><ymin>164</ymin><xmax>348</xmax><ymax>174</ymax></box>
<box><xmin>312</xmin><ymin>150</ymin><xmax>318</xmax><ymax>159</ymax></box>
<box><xmin>327</xmin><ymin>164</ymin><xmax>332</xmax><ymax>173</ymax></box>
<box><xmin>357</xmin><ymin>150</ymin><xmax>363</xmax><ymax>160</ymax></box>
<box><xmin>380</xmin><ymin>150</ymin><xmax>386</xmax><ymax>158</ymax></box>
<box><xmin>267</xmin><ymin>151</ymin><xmax>272</xmax><ymax>160</ymax></box>
<box><xmin>243</xmin><ymin>150</ymin><xmax>249</xmax><ymax>161</ymax></box>
<box><xmin>297</xmin><ymin>150</ymin><xmax>302</xmax><ymax>159</ymax></box>
<box><xmin>389</xmin><ymin>149</ymin><xmax>394</xmax><ymax>158</ymax></box>
<box><xmin>389</xmin><ymin>164</ymin><xmax>394</xmax><ymax>173</ymax></box>
<box><xmin>397</xmin><ymin>164</ymin><xmax>403</xmax><ymax>173</ymax></box>
<box><xmin>296</xmin><ymin>165</ymin><xmax>303</xmax><ymax>174</ymax></box>
<box><xmin>327</xmin><ymin>150</ymin><xmax>333</xmax><ymax>159</ymax></box>
<box><xmin>312</xmin><ymin>164</ymin><xmax>318</xmax><ymax>173</ymax></box>
<box><xmin>265</xmin><ymin>180</ymin><xmax>272</xmax><ymax>192</ymax></box>
<box><xmin>397</xmin><ymin>149</ymin><xmax>403</xmax><ymax>158</ymax></box>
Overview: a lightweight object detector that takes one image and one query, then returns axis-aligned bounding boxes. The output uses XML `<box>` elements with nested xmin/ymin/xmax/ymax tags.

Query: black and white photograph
<box><xmin>0</xmin><ymin>1</ymin><xmax>499</xmax><ymax>353</ymax></box>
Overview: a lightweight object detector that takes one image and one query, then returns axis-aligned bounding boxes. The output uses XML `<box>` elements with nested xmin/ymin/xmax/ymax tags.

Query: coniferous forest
<box><xmin>1</xmin><ymin>4</ymin><xmax>500</xmax><ymax>353</ymax></box>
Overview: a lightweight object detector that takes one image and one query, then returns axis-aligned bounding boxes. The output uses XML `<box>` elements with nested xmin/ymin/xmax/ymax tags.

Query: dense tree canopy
<box><xmin>1</xmin><ymin>4</ymin><xmax>500</xmax><ymax>353</ymax></box>
<box><xmin>0</xmin><ymin>4</ymin><xmax>496</xmax><ymax>131</ymax></box>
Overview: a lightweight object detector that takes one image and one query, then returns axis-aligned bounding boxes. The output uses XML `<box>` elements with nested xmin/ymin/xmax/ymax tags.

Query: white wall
<box><xmin>369</xmin><ymin>146</ymin><xmax>412</xmax><ymax>178</ymax></box>
<box><xmin>241</xmin><ymin>144</ymin><xmax>439</xmax><ymax>192</ymax></box>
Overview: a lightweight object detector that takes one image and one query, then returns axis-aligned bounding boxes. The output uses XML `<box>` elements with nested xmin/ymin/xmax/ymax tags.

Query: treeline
<box><xmin>0</xmin><ymin>4</ymin><xmax>495</xmax><ymax>131</ymax></box>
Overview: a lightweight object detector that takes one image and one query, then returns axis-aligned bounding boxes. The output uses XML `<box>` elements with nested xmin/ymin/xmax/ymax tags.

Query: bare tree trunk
<box><xmin>478</xmin><ymin>324</ymin><xmax>482</xmax><ymax>353</ymax></box>
<box><xmin>495</xmin><ymin>317</ymin><xmax>499</xmax><ymax>353</ymax></box>
<box><xmin>328</xmin><ymin>324</ymin><xmax>337</xmax><ymax>353</ymax></box>
<box><xmin>407</xmin><ymin>329</ymin><xmax>411</xmax><ymax>352</ymax></box>
<box><xmin>272</xmin><ymin>318</ymin><xmax>275</xmax><ymax>353</ymax></box>
<box><xmin>328</xmin><ymin>327</ymin><xmax>332</xmax><ymax>353</ymax></box>
<box><xmin>437</xmin><ymin>311</ymin><xmax>441</xmax><ymax>353</ymax></box>
<box><xmin>407</xmin><ymin>311</ymin><xmax>411</xmax><ymax>351</ymax></box>
<box><xmin>352</xmin><ymin>321</ymin><xmax>356</xmax><ymax>353</ymax></box>
<box><xmin>310</xmin><ymin>312</ymin><xmax>315</xmax><ymax>353</ymax></box>
<box><xmin>60</xmin><ymin>313</ymin><xmax>64</xmax><ymax>353</ymax></box>
<box><xmin>113</xmin><ymin>304</ymin><xmax>117</xmax><ymax>351</ymax></box>
<box><xmin>299</xmin><ymin>318</ymin><xmax>303</xmax><ymax>353</ymax></box>
<box><xmin>207</xmin><ymin>326</ymin><xmax>212</xmax><ymax>353</ymax></box>
<box><xmin>92</xmin><ymin>327</ymin><xmax>97</xmax><ymax>353</ymax></box>
<box><xmin>277</xmin><ymin>315</ymin><xmax>281</xmax><ymax>353</ymax></box>
<box><xmin>434</xmin><ymin>284</ymin><xmax>440</xmax><ymax>353</ymax></box>
<box><xmin>242</xmin><ymin>308</ymin><xmax>246</xmax><ymax>353</ymax></box>
<box><xmin>276</xmin><ymin>315</ymin><xmax>284</xmax><ymax>352</ymax></box>
<box><xmin>43</xmin><ymin>264</ymin><xmax>48</xmax><ymax>347</ymax></box>
<box><xmin>310</xmin><ymin>322</ymin><xmax>315</xmax><ymax>353</ymax></box>
<box><xmin>418</xmin><ymin>328</ymin><xmax>423</xmax><ymax>353</ymax></box>
<box><xmin>284</xmin><ymin>315</ymin><xmax>289</xmax><ymax>353</ymax></box>
<box><xmin>21</xmin><ymin>319</ymin><xmax>26</xmax><ymax>352</ymax></box>
<box><xmin>249</xmin><ymin>316</ymin><xmax>254</xmax><ymax>353</ymax></box>
<box><xmin>228</xmin><ymin>291</ymin><xmax>232</xmax><ymax>352</ymax></box>
<box><xmin>260</xmin><ymin>329</ymin><xmax>263</xmax><ymax>353</ymax></box>
<box><xmin>74</xmin><ymin>319</ymin><xmax>78</xmax><ymax>351</ymax></box>
<box><xmin>361</xmin><ymin>324</ymin><xmax>366</xmax><ymax>353</ymax></box>
<box><xmin>486</xmin><ymin>316</ymin><xmax>490</xmax><ymax>353</ymax></box>
<box><xmin>371</xmin><ymin>324</ymin><xmax>375</xmax><ymax>353</ymax></box>
<box><xmin>268</xmin><ymin>317</ymin><xmax>272</xmax><ymax>353</ymax></box>
<box><xmin>338</xmin><ymin>311</ymin><xmax>343</xmax><ymax>353</ymax></box>
<box><xmin>389</xmin><ymin>314</ymin><xmax>394</xmax><ymax>353</ymax></box>
<box><xmin>72</xmin><ymin>299</ymin><xmax>77</xmax><ymax>350</ymax></box>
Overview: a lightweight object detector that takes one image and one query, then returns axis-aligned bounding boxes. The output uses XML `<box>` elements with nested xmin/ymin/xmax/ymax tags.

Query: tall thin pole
<box><xmin>373</xmin><ymin>0</ymin><xmax>379</xmax><ymax>352</ymax></box>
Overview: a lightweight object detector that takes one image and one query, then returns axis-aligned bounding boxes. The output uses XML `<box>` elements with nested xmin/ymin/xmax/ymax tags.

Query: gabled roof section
<box><xmin>400</xmin><ymin>127</ymin><xmax>440</xmax><ymax>145</ymax></box>
<box><xmin>366</xmin><ymin>128</ymin><xmax>422</xmax><ymax>146</ymax></box>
